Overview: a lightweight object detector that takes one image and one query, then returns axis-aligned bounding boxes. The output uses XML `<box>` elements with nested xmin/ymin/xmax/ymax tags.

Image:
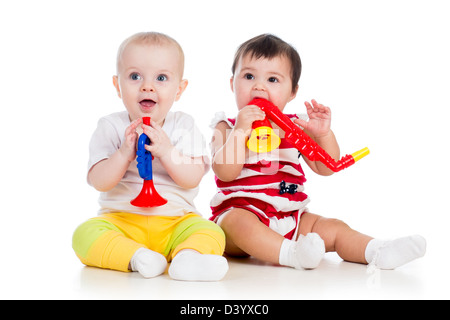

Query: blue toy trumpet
<box><xmin>130</xmin><ymin>117</ymin><xmax>168</xmax><ymax>207</ymax></box>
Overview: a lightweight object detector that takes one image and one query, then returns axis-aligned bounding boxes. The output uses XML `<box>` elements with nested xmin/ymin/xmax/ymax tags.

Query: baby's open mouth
<box><xmin>140</xmin><ymin>99</ymin><xmax>156</xmax><ymax>108</ymax></box>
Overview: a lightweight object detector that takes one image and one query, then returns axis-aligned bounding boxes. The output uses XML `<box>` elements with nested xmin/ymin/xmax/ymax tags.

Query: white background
<box><xmin>0</xmin><ymin>0</ymin><xmax>449</xmax><ymax>299</ymax></box>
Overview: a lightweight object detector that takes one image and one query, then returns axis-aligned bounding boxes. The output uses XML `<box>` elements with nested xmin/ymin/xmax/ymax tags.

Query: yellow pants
<box><xmin>72</xmin><ymin>213</ymin><xmax>225</xmax><ymax>272</ymax></box>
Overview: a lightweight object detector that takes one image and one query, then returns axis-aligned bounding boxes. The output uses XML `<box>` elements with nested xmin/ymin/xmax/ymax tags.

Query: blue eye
<box><xmin>157</xmin><ymin>74</ymin><xmax>167</xmax><ymax>81</ymax></box>
<box><xmin>130</xmin><ymin>73</ymin><xmax>142</xmax><ymax>80</ymax></box>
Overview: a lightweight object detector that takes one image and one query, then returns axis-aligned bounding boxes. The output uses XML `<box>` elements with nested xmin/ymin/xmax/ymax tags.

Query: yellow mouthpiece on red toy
<box><xmin>351</xmin><ymin>147</ymin><xmax>370</xmax><ymax>162</ymax></box>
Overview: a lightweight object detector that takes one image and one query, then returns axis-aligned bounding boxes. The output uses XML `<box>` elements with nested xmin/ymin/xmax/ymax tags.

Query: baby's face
<box><xmin>231</xmin><ymin>53</ymin><xmax>297</xmax><ymax>111</ymax></box>
<box><xmin>113</xmin><ymin>42</ymin><xmax>187</xmax><ymax>125</ymax></box>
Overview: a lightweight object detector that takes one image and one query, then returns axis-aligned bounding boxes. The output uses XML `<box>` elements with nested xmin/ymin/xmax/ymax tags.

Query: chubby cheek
<box><xmin>235</xmin><ymin>97</ymin><xmax>250</xmax><ymax>111</ymax></box>
<box><xmin>122</xmin><ymin>99</ymin><xmax>139</xmax><ymax>119</ymax></box>
<box><xmin>151</xmin><ymin>101</ymin><xmax>172</xmax><ymax>125</ymax></box>
<box><xmin>234</xmin><ymin>89</ymin><xmax>251</xmax><ymax>110</ymax></box>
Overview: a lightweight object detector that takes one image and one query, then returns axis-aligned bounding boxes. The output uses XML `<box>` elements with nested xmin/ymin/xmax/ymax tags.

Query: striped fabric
<box><xmin>210</xmin><ymin>113</ymin><xmax>310</xmax><ymax>239</ymax></box>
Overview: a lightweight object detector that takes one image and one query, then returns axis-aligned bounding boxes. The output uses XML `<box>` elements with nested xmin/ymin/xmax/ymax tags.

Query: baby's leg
<box><xmin>298</xmin><ymin>212</ymin><xmax>372</xmax><ymax>264</ymax></box>
<box><xmin>219</xmin><ymin>208</ymin><xmax>284</xmax><ymax>264</ymax></box>
<box><xmin>219</xmin><ymin>208</ymin><xmax>324</xmax><ymax>269</ymax></box>
<box><xmin>72</xmin><ymin>217</ymin><xmax>166</xmax><ymax>276</ymax></box>
<box><xmin>299</xmin><ymin>213</ymin><xmax>427</xmax><ymax>269</ymax></box>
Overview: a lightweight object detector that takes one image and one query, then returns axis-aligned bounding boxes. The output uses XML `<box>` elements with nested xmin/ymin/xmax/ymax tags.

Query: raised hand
<box><xmin>294</xmin><ymin>99</ymin><xmax>331</xmax><ymax>138</ymax></box>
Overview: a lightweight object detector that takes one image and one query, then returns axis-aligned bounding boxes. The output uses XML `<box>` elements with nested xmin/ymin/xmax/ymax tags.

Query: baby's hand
<box><xmin>142</xmin><ymin>119</ymin><xmax>173</xmax><ymax>159</ymax></box>
<box><xmin>119</xmin><ymin>118</ymin><xmax>142</xmax><ymax>162</ymax></box>
<box><xmin>235</xmin><ymin>105</ymin><xmax>266</xmax><ymax>135</ymax></box>
<box><xmin>295</xmin><ymin>99</ymin><xmax>332</xmax><ymax>138</ymax></box>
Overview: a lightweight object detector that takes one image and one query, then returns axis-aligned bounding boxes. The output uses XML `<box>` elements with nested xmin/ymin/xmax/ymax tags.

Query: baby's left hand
<box><xmin>294</xmin><ymin>99</ymin><xmax>331</xmax><ymax>138</ymax></box>
<box><xmin>142</xmin><ymin>120</ymin><xmax>173</xmax><ymax>159</ymax></box>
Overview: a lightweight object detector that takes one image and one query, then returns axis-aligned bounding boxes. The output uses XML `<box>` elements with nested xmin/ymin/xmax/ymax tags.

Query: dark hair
<box><xmin>231</xmin><ymin>34</ymin><xmax>302</xmax><ymax>93</ymax></box>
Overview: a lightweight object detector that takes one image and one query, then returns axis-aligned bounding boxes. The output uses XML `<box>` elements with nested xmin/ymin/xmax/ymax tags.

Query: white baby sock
<box><xmin>365</xmin><ymin>235</ymin><xmax>426</xmax><ymax>270</ymax></box>
<box><xmin>130</xmin><ymin>247</ymin><xmax>168</xmax><ymax>278</ymax></box>
<box><xmin>168</xmin><ymin>249</ymin><xmax>229</xmax><ymax>281</ymax></box>
<box><xmin>279</xmin><ymin>233</ymin><xmax>325</xmax><ymax>270</ymax></box>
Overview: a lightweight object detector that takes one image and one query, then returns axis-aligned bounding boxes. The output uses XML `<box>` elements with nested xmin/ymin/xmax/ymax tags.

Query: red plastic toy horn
<box><xmin>249</xmin><ymin>98</ymin><xmax>370</xmax><ymax>172</ymax></box>
<box><xmin>130</xmin><ymin>117</ymin><xmax>168</xmax><ymax>207</ymax></box>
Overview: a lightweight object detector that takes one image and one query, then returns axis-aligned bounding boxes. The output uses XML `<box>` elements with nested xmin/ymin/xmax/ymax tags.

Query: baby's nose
<box><xmin>253</xmin><ymin>81</ymin><xmax>266</xmax><ymax>91</ymax></box>
<box><xmin>141</xmin><ymin>81</ymin><xmax>155</xmax><ymax>92</ymax></box>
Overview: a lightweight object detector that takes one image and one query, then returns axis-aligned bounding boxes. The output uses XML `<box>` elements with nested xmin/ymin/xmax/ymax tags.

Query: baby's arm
<box><xmin>212</xmin><ymin>106</ymin><xmax>265</xmax><ymax>181</ymax></box>
<box><xmin>142</xmin><ymin>120</ymin><xmax>205</xmax><ymax>189</ymax></box>
<box><xmin>88</xmin><ymin>118</ymin><xmax>143</xmax><ymax>192</ymax></box>
<box><xmin>294</xmin><ymin>100</ymin><xmax>340</xmax><ymax>176</ymax></box>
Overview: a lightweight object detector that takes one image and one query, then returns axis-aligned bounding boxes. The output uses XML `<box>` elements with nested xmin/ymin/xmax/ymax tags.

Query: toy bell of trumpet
<box><xmin>247</xmin><ymin>117</ymin><xmax>281</xmax><ymax>153</ymax></box>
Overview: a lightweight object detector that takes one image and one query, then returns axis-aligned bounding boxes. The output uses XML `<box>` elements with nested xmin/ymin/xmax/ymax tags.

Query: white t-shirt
<box><xmin>88</xmin><ymin>111</ymin><xmax>210</xmax><ymax>216</ymax></box>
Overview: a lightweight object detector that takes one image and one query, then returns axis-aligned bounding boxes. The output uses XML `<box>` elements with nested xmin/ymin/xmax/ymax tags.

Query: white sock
<box><xmin>365</xmin><ymin>235</ymin><xmax>426</xmax><ymax>270</ymax></box>
<box><xmin>168</xmin><ymin>249</ymin><xmax>229</xmax><ymax>281</ymax></box>
<box><xmin>279</xmin><ymin>233</ymin><xmax>325</xmax><ymax>270</ymax></box>
<box><xmin>130</xmin><ymin>248</ymin><xmax>168</xmax><ymax>278</ymax></box>
<box><xmin>279</xmin><ymin>239</ymin><xmax>295</xmax><ymax>267</ymax></box>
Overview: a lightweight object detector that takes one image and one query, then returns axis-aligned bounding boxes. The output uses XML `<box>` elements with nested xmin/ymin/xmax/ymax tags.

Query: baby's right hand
<box><xmin>119</xmin><ymin>118</ymin><xmax>143</xmax><ymax>162</ymax></box>
<box><xmin>234</xmin><ymin>105</ymin><xmax>266</xmax><ymax>135</ymax></box>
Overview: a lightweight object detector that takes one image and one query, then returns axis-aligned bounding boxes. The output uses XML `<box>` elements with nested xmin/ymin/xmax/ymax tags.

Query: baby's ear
<box><xmin>289</xmin><ymin>84</ymin><xmax>299</xmax><ymax>102</ymax></box>
<box><xmin>112</xmin><ymin>75</ymin><xmax>121</xmax><ymax>98</ymax></box>
<box><xmin>175</xmin><ymin>79</ymin><xmax>188</xmax><ymax>101</ymax></box>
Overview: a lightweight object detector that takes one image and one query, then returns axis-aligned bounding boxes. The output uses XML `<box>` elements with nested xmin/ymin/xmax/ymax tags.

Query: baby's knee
<box><xmin>311</xmin><ymin>217</ymin><xmax>351</xmax><ymax>242</ymax></box>
<box><xmin>309</xmin><ymin>216</ymin><xmax>348</xmax><ymax>232</ymax></box>
<box><xmin>170</xmin><ymin>217</ymin><xmax>226</xmax><ymax>258</ymax></box>
<box><xmin>220</xmin><ymin>208</ymin><xmax>259</xmax><ymax>229</ymax></box>
<box><xmin>326</xmin><ymin>218</ymin><xmax>350</xmax><ymax>230</ymax></box>
<box><xmin>72</xmin><ymin>218</ymin><xmax>122</xmax><ymax>258</ymax></box>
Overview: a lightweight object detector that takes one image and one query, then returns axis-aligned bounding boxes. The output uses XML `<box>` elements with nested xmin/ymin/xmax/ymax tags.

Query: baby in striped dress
<box><xmin>210</xmin><ymin>34</ymin><xmax>426</xmax><ymax>270</ymax></box>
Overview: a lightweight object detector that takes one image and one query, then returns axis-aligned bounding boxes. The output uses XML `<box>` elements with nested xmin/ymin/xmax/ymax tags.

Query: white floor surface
<box><xmin>1</xmin><ymin>244</ymin><xmax>446</xmax><ymax>300</ymax></box>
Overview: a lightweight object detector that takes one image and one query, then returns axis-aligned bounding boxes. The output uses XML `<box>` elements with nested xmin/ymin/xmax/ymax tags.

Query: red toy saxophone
<box><xmin>247</xmin><ymin>98</ymin><xmax>370</xmax><ymax>172</ymax></box>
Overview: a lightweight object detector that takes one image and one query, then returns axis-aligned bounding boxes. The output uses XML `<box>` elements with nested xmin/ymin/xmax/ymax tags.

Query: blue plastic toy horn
<box><xmin>136</xmin><ymin>133</ymin><xmax>153</xmax><ymax>180</ymax></box>
<box><xmin>130</xmin><ymin>117</ymin><xmax>168</xmax><ymax>207</ymax></box>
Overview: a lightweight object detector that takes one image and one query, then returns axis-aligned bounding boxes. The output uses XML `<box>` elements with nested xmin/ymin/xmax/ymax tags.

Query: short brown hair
<box><xmin>231</xmin><ymin>34</ymin><xmax>301</xmax><ymax>93</ymax></box>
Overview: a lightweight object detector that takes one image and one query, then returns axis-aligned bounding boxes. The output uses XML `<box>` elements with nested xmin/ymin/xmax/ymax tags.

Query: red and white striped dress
<box><xmin>210</xmin><ymin>112</ymin><xmax>310</xmax><ymax>240</ymax></box>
